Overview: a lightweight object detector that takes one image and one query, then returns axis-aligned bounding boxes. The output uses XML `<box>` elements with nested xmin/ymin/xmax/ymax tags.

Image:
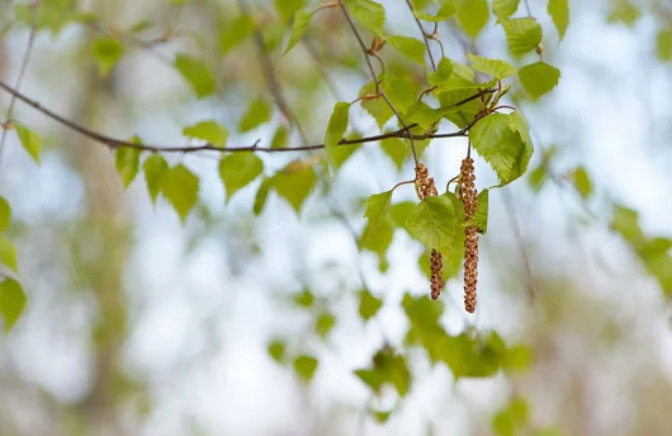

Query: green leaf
<box><xmin>360</xmin><ymin>190</ymin><xmax>393</xmax><ymax>246</ymax></box>
<box><xmin>324</xmin><ymin>102</ymin><xmax>350</xmax><ymax>164</ymax></box>
<box><xmin>275</xmin><ymin>0</ymin><xmax>307</xmax><ymax>22</ymax></box>
<box><xmin>492</xmin><ymin>398</ymin><xmax>529</xmax><ymax>436</ymax></box>
<box><xmin>315</xmin><ymin>312</ymin><xmax>336</xmax><ymax>338</ymax></box>
<box><xmin>607</xmin><ymin>0</ymin><xmax>639</xmax><ymax>27</ymax></box>
<box><xmin>115</xmin><ymin>146</ymin><xmax>141</xmax><ymax>189</ymax></box>
<box><xmin>467</xmin><ymin>54</ymin><xmax>515</xmax><ymax>79</ymax></box>
<box><xmin>218</xmin><ymin>153</ymin><xmax>263</xmax><ymax>201</ymax></box>
<box><xmin>284</xmin><ymin>10</ymin><xmax>314</xmax><ymax>55</ymax></box>
<box><xmin>14</xmin><ymin>122</ymin><xmax>41</xmax><ymax>164</ymax></box>
<box><xmin>358</xmin><ymin>289</ymin><xmax>383</xmax><ymax>321</ymax></box>
<box><xmin>547</xmin><ymin>0</ymin><xmax>569</xmax><ymax>41</ymax></box>
<box><xmin>469</xmin><ymin>189</ymin><xmax>489</xmax><ymax>233</ymax></box>
<box><xmin>571</xmin><ymin>166</ymin><xmax>592</xmax><ymax>199</ymax></box>
<box><xmin>183</xmin><ymin>120</ymin><xmax>229</xmax><ymax>148</ymax></box>
<box><xmin>14</xmin><ymin>0</ymin><xmax>72</xmax><ymax>35</ymax></box>
<box><xmin>518</xmin><ymin>61</ymin><xmax>560</xmax><ymax>100</ymax></box>
<box><xmin>415</xmin><ymin>1</ymin><xmax>457</xmax><ymax>21</ymax></box>
<box><xmin>239</xmin><ymin>99</ymin><xmax>271</xmax><ymax>132</ymax></box>
<box><xmin>344</xmin><ymin>0</ymin><xmax>385</xmax><ymax>35</ymax></box>
<box><xmin>406</xmin><ymin>196</ymin><xmax>458</xmax><ymax>255</ymax></box>
<box><xmin>0</xmin><ymin>278</ymin><xmax>26</xmax><ymax>333</ymax></box>
<box><xmin>91</xmin><ymin>37</ymin><xmax>124</xmax><ymax>76</ymax></box>
<box><xmin>142</xmin><ymin>154</ymin><xmax>169</xmax><ymax>205</ymax></box>
<box><xmin>656</xmin><ymin>28</ymin><xmax>672</xmax><ymax>62</ymax></box>
<box><xmin>387</xmin><ymin>35</ymin><xmax>426</xmax><ymax>65</ymax></box>
<box><xmin>0</xmin><ymin>237</ymin><xmax>18</xmax><ymax>272</ymax></box>
<box><xmin>501</xmin><ymin>18</ymin><xmax>542</xmax><ymax>55</ymax></box>
<box><xmin>271</xmin><ymin>126</ymin><xmax>288</xmax><ymax>149</ymax></box>
<box><xmin>174</xmin><ymin>53</ymin><xmax>216</xmax><ymax>98</ymax></box>
<box><xmin>457</xmin><ymin>0</ymin><xmax>490</xmax><ymax>38</ymax></box>
<box><xmin>253</xmin><ymin>177</ymin><xmax>271</xmax><ymax>215</ymax></box>
<box><xmin>381</xmin><ymin>137</ymin><xmax>408</xmax><ymax>170</ymax></box>
<box><xmin>161</xmin><ymin>164</ymin><xmax>199</xmax><ymax>223</ymax></box>
<box><xmin>380</xmin><ymin>74</ymin><xmax>418</xmax><ymax>114</ymax></box>
<box><xmin>469</xmin><ymin>112</ymin><xmax>533</xmax><ymax>185</ymax></box>
<box><xmin>360</xmin><ymin>82</ymin><xmax>393</xmax><ymax>128</ymax></box>
<box><xmin>293</xmin><ymin>289</ymin><xmax>315</xmax><ymax>307</ymax></box>
<box><xmin>492</xmin><ymin>0</ymin><xmax>519</xmax><ymax>20</ymax></box>
<box><xmin>220</xmin><ymin>15</ymin><xmax>254</xmax><ymax>55</ymax></box>
<box><xmin>355</xmin><ymin>348</ymin><xmax>411</xmax><ymax>396</ymax></box>
<box><xmin>0</xmin><ymin>196</ymin><xmax>10</xmax><ymax>234</ymax></box>
<box><xmin>272</xmin><ymin>161</ymin><xmax>317</xmax><ymax>214</ymax></box>
<box><xmin>267</xmin><ymin>339</ymin><xmax>287</xmax><ymax>363</ymax></box>
<box><xmin>293</xmin><ymin>354</ymin><xmax>318</xmax><ymax>382</ymax></box>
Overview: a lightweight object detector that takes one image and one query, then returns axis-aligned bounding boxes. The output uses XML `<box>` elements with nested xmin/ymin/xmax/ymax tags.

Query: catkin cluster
<box><xmin>415</xmin><ymin>164</ymin><xmax>443</xmax><ymax>300</ymax></box>
<box><xmin>460</xmin><ymin>157</ymin><xmax>479</xmax><ymax>313</ymax></box>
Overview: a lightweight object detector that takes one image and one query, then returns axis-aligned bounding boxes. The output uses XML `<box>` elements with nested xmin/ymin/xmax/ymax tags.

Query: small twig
<box><xmin>0</xmin><ymin>0</ymin><xmax>41</xmax><ymax>172</ymax></box>
<box><xmin>502</xmin><ymin>189</ymin><xmax>537</xmax><ymax>301</ymax></box>
<box><xmin>403</xmin><ymin>0</ymin><xmax>437</xmax><ymax>71</ymax></box>
<box><xmin>337</xmin><ymin>0</ymin><xmax>420</xmax><ymax>167</ymax></box>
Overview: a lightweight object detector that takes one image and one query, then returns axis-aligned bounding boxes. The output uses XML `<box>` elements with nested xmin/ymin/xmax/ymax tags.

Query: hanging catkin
<box><xmin>460</xmin><ymin>157</ymin><xmax>479</xmax><ymax>313</ymax></box>
<box><xmin>415</xmin><ymin>164</ymin><xmax>443</xmax><ymax>300</ymax></box>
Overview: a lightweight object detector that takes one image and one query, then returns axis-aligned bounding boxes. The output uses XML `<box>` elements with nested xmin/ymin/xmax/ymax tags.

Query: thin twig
<box><xmin>0</xmin><ymin>79</ymin><xmax>490</xmax><ymax>155</ymax></box>
<box><xmin>236</xmin><ymin>0</ymin><xmax>308</xmax><ymax>145</ymax></box>
<box><xmin>403</xmin><ymin>0</ymin><xmax>437</xmax><ymax>71</ymax></box>
<box><xmin>0</xmin><ymin>0</ymin><xmax>41</xmax><ymax>172</ymax></box>
<box><xmin>337</xmin><ymin>0</ymin><xmax>420</xmax><ymax>167</ymax></box>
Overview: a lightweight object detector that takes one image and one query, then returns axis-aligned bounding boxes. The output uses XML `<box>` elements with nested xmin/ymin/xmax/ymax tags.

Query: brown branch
<box><xmin>0</xmin><ymin>79</ymin><xmax>493</xmax><ymax>155</ymax></box>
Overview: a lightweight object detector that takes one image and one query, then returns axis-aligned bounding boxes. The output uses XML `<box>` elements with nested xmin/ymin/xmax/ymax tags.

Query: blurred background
<box><xmin>1</xmin><ymin>0</ymin><xmax>672</xmax><ymax>435</ymax></box>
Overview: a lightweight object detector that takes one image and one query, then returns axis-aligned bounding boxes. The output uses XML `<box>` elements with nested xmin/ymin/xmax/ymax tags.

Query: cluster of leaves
<box><xmin>0</xmin><ymin>195</ymin><xmax>26</xmax><ymax>334</ymax></box>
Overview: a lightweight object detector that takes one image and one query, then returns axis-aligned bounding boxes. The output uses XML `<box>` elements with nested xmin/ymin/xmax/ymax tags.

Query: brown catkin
<box><xmin>460</xmin><ymin>157</ymin><xmax>479</xmax><ymax>313</ymax></box>
<box><xmin>415</xmin><ymin>164</ymin><xmax>443</xmax><ymax>300</ymax></box>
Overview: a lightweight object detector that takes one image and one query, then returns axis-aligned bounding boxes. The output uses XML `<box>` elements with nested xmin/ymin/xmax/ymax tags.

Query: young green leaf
<box><xmin>142</xmin><ymin>154</ymin><xmax>168</xmax><ymax>204</ymax></box>
<box><xmin>284</xmin><ymin>10</ymin><xmax>314</xmax><ymax>55</ymax></box>
<box><xmin>467</xmin><ymin>54</ymin><xmax>515</xmax><ymax>79</ymax></box>
<box><xmin>253</xmin><ymin>177</ymin><xmax>271</xmax><ymax>215</ymax></box>
<box><xmin>293</xmin><ymin>354</ymin><xmax>319</xmax><ymax>382</ymax></box>
<box><xmin>0</xmin><ymin>278</ymin><xmax>26</xmax><ymax>333</ymax></box>
<box><xmin>457</xmin><ymin>0</ymin><xmax>490</xmax><ymax>38</ymax></box>
<box><xmin>656</xmin><ymin>28</ymin><xmax>672</xmax><ymax>62</ymax></box>
<box><xmin>324</xmin><ymin>102</ymin><xmax>350</xmax><ymax>163</ymax></box>
<box><xmin>405</xmin><ymin>195</ymin><xmax>459</xmax><ymax>255</ymax></box>
<box><xmin>358</xmin><ymin>289</ymin><xmax>383</xmax><ymax>321</ymax></box>
<box><xmin>13</xmin><ymin>122</ymin><xmax>41</xmax><ymax>164</ymax></box>
<box><xmin>91</xmin><ymin>37</ymin><xmax>124</xmax><ymax>76</ymax></box>
<box><xmin>492</xmin><ymin>0</ymin><xmax>519</xmax><ymax>20</ymax></box>
<box><xmin>360</xmin><ymin>190</ymin><xmax>393</xmax><ymax>247</ymax></box>
<box><xmin>115</xmin><ymin>146</ymin><xmax>141</xmax><ymax>189</ymax></box>
<box><xmin>161</xmin><ymin>164</ymin><xmax>199</xmax><ymax>223</ymax></box>
<box><xmin>220</xmin><ymin>15</ymin><xmax>254</xmax><ymax>55</ymax></box>
<box><xmin>0</xmin><ymin>237</ymin><xmax>18</xmax><ymax>273</ymax></box>
<box><xmin>272</xmin><ymin>161</ymin><xmax>317</xmax><ymax>214</ymax></box>
<box><xmin>315</xmin><ymin>312</ymin><xmax>336</xmax><ymax>338</ymax></box>
<box><xmin>501</xmin><ymin>18</ymin><xmax>542</xmax><ymax>55</ymax></box>
<box><xmin>174</xmin><ymin>53</ymin><xmax>216</xmax><ymax>98</ymax></box>
<box><xmin>344</xmin><ymin>0</ymin><xmax>385</xmax><ymax>35</ymax></box>
<box><xmin>271</xmin><ymin>126</ymin><xmax>288</xmax><ymax>149</ymax></box>
<box><xmin>387</xmin><ymin>35</ymin><xmax>426</xmax><ymax>65</ymax></box>
<box><xmin>547</xmin><ymin>0</ymin><xmax>569</xmax><ymax>41</ymax></box>
<box><xmin>360</xmin><ymin>82</ymin><xmax>393</xmax><ymax>128</ymax></box>
<box><xmin>0</xmin><ymin>196</ymin><xmax>9</xmax><ymax>233</ymax></box>
<box><xmin>274</xmin><ymin>0</ymin><xmax>307</xmax><ymax>22</ymax></box>
<box><xmin>239</xmin><ymin>99</ymin><xmax>271</xmax><ymax>132</ymax></box>
<box><xmin>469</xmin><ymin>112</ymin><xmax>533</xmax><ymax>186</ymax></box>
<box><xmin>218</xmin><ymin>153</ymin><xmax>264</xmax><ymax>201</ymax></box>
<box><xmin>381</xmin><ymin>137</ymin><xmax>408</xmax><ymax>171</ymax></box>
<box><xmin>415</xmin><ymin>1</ymin><xmax>457</xmax><ymax>22</ymax></box>
<box><xmin>571</xmin><ymin>166</ymin><xmax>592</xmax><ymax>199</ymax></box>
<box><xmin>267</xmin><ymin>338</ymin><xmax>287</xmax><ymax>363</ymax></box>
<box><xmin>469</xmin><ymin>189</ymin><xmax>489</xmax><ymax>233</ymax></box>
<box><xmin>518</xmin><ymin>61</ymin><xmax>561</xmax><ymax>100</ymax></box>
<box><xmin>183</xmin><ymin>120</ymin><xmax>229</xmax><ymax>148</ymax></box>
